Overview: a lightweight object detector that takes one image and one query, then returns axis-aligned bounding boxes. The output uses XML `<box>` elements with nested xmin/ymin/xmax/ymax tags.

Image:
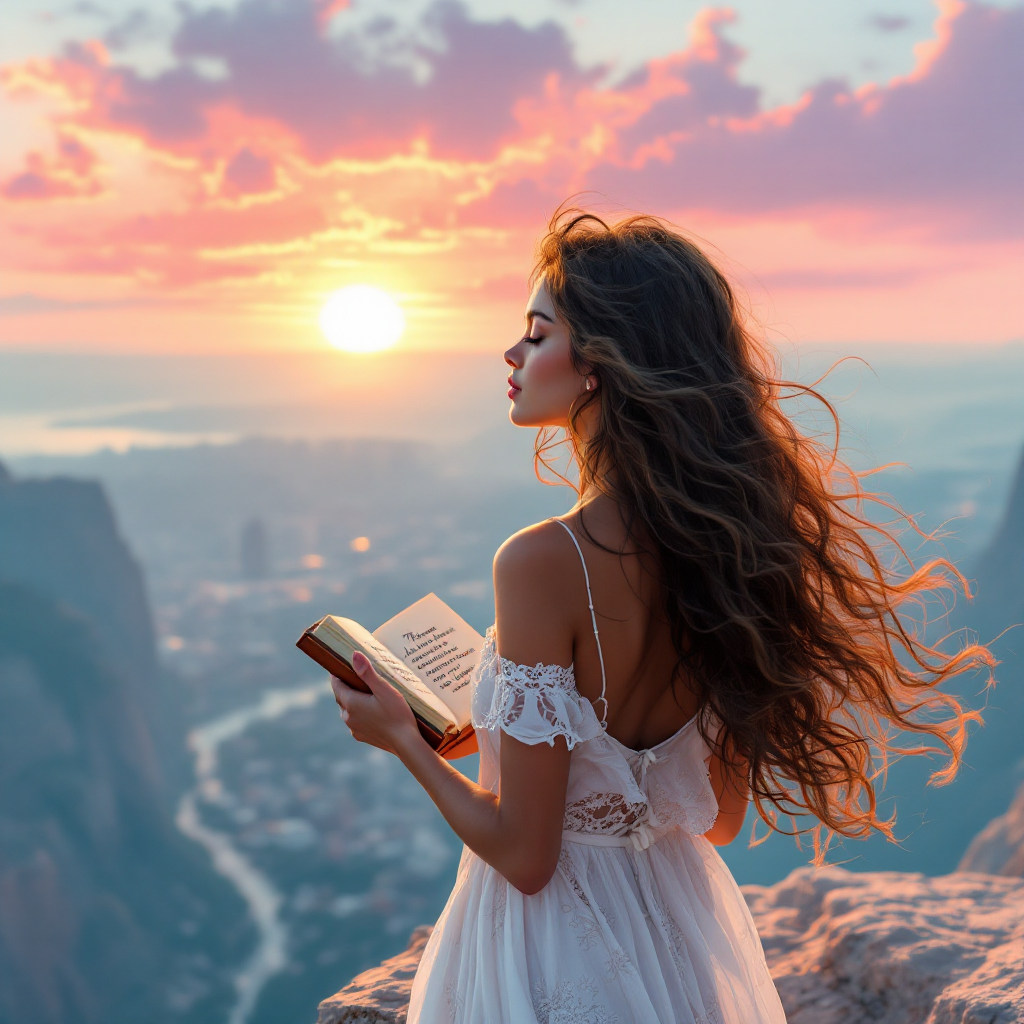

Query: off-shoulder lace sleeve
<box><xmin>477</xmin><ymin>656</ymin><xmax>603</xmax><ymax>749</ymax></box>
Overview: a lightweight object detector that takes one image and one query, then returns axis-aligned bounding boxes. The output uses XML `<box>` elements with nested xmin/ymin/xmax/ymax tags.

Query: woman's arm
<box><xmin>704</xmin><ymin>740</ymin><xmax>750</xmax><ymax>846</ymax></box>
<box><xmin>332</xmin><ymin>524</ymin><xmax>576</xmax><ymax>894</ymax></box>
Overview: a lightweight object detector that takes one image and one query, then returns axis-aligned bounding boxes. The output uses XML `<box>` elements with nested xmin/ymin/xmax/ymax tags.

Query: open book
<box><xmin>296</xmin><ymin>593</ymin><xmax>483</xmax><ymax>759</ymax></box>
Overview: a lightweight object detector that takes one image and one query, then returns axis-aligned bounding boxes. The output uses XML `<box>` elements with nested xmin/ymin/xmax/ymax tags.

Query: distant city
<box><xmin>2</xmin><ymin>343</ymin><xmax>1022</xmax><ymax>1024</ymax></box>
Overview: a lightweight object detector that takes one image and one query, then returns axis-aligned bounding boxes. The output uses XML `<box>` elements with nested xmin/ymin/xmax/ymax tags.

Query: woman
<box><xmin>331</xmin><ymin>210</ymin><xmax>993</xmax><ymax>1023</ymax></box>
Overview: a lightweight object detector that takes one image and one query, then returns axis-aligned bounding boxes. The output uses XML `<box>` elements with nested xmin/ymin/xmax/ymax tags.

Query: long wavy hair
<box><xmin>534</xmin><ymin>208</ymin><xmax>995</xmax><ymax>855</ymax></box>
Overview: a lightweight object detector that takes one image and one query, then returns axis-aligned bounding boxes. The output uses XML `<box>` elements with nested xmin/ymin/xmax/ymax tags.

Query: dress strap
<box><xmin>553</xmin><ymin>519</ymin><xmax>609</xmax><ymax>730</ymax></box>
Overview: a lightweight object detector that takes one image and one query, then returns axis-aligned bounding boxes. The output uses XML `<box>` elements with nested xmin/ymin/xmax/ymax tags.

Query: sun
<box><xmin>319</xmin><ymin>285</ymin><xmax>405</xmax><ymax>353</ymax></box>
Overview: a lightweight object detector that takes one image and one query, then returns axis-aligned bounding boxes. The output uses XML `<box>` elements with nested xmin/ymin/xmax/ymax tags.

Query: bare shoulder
<box><xmin>492</xmin><ymin>519</ymin><xmax>579</xmax><ymax>665</ymax></box>
<box><xmin>494</xmin><ymin>518</ymin><xmax>577</xmax><ymax>584</ymax></box>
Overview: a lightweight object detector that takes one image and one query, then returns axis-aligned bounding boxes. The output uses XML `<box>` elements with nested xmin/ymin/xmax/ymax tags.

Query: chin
<box><xmin>508</xmin><ymin>405</ymin><xmax>531</xmax><ymax>427</ymax></box>
<box><xmin>509</xmin><ymin>403</ymin><xmax>545</xmax><ymax>428</ymax></box>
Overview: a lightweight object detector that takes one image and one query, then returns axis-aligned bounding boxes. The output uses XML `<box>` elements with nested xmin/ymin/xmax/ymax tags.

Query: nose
<box><xmin>504</xmin><ymin>339</ymin><xmax>524</xmax><ymax>369</ymax></box>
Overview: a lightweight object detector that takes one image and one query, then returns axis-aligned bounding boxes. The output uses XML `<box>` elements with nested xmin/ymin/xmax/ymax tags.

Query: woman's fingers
<box><xmin>330</xmin><ymin>674</ymin><xmax>373</xmax><ymax>715</ymax></box>
<box><xmin>352</xmin><ymin>651</ymin><xmax>388</xmax><ymax>692</ymax></box>
<box><xmin>330</xmin><ymin>674</ymin><xmax>352</xmax><ymax>708</ymax></box>
<box><xmin>330</xmin><ymin>654</ymin><xmax>419</xmax><ymax>753</ymax></box>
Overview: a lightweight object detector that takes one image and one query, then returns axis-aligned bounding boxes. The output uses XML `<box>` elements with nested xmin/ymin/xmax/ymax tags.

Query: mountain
<box><xmin>970</xmin><ymin>443</ymin><xmax>1024</xmax><ymax>634</ymax></box>
<box><xmin>0</xmin><ymin>466</ymin><xmax>252</xmax><ymax>1024</ymax></box>
<box><xmin>0</xmin><ymin>469</ymin><xmax>156</xmax><ymax>682</ymax></box>
<box><xmin>960</xmin><ymin>781</ymin><xmax>1024</xmax><ymax>877</ymax></box>
<box><xmin>947</xmin><ymin>443</ymin><xmax>1024</xmax><ymax>833</ymax></box>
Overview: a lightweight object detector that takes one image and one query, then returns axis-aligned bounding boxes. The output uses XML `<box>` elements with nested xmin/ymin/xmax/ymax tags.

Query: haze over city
<box><xmin>1</xmin><ymin>3</ymin><xmax>1022</xmax><ymax>1024</ymax></box>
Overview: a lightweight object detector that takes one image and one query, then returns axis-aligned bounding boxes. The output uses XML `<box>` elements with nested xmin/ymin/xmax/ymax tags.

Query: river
<box><xmin>175</xmin><ymin>681</ymin><xmax>332</xmax><ymax>1024</ymax></box>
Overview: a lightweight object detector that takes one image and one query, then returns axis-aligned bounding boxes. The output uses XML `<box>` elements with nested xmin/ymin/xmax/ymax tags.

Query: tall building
<box><xmin>240</xmin><ymin>517</ymin><xmax>269</xmax><ymax>580</ymax></box>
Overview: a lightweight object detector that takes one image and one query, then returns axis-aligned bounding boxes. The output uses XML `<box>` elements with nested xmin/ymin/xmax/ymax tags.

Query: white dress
<box><xmin>408</xmin><ymin>524</ymin><xmax>787</xmax><ymax>1024</ymax></box>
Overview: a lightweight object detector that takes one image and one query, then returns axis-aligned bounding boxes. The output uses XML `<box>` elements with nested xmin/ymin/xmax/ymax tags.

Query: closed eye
<box><xmin>522</xmin><ymin>334</ymin><xmax>544</xmax><ymax>344</ymax></box>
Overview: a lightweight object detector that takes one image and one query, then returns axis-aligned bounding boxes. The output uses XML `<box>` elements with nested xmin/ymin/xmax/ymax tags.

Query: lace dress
<box><xmin>407</xmin><ymin>524</ymin><xmax>787</xmax><ymax>1024</ymax></box>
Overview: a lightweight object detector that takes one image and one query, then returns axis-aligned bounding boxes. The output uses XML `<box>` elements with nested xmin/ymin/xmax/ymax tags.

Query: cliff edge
<box><xmin>316</xmin><ymin>790</ymin><xmax>1024</xmax><ymax>1024</ymax></box>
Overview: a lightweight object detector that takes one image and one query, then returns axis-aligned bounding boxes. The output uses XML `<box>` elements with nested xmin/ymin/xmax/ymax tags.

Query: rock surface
<box><xmin>317</xmin><ymin>926</ymin><xmax>432</xmax><ymax>1024</ymax></box>
<box><xmin>746</xmin><ymin>866</ymin><xmax>1024</xmax><ymax>1024</ymax></box>
<box><xmin>318</xmin><ymin>868</ymin><xmax>1024</xmax><ymax>1024</ymax></box>
<box><xmin>959</xmin><ymin>780</ymin><xmax>1024</xmax><ymax>877</ymax></box>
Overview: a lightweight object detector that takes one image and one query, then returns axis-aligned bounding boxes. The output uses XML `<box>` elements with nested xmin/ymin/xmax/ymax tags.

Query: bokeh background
<box><xmin>1</xmin><ymin>2</ymin><xmax>1022</xmax><ymax>1024</ymax></box>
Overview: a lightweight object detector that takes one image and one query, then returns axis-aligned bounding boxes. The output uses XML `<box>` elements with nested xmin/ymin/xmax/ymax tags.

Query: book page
<box><xmin>373</xmin><ymin>593</ymin><xmax>484</xmax><ymax>729</ymax></box>
<box><xmin>316</xmin><ymin>615</ymin><xmax>457</xmax><ymax>729</ymax></box>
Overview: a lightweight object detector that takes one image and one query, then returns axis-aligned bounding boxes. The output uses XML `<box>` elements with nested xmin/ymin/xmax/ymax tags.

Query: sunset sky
<box><xmin>1</xmin><ymin>0</ymin><xmax>1022</xmax><ymax>355</ymax></box>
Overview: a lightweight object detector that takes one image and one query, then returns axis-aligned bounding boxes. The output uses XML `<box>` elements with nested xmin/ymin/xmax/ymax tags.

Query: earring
<box><xmin>585</xmin><ymin>377</ymin><xmax>592</xmax><ymax>391</ymax></box>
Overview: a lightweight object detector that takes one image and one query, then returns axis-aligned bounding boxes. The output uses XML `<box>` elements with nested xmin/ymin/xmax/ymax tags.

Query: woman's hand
<box><xmin>331</xmin><ymin>652</ymin><xmax>422</xmax><ymax>756</ymax></box>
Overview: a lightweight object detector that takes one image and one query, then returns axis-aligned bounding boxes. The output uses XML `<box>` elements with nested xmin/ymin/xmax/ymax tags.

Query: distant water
<box><xmin>176</xmin><ymin>681</ymin><xmax>332</xmax><ymax>1024</ymax></box>
<box><xmin>0</xmin><ymin>350</ymin><xmax>509</xmax><ymax>456</ymax></box>
<box><xmin>1</xmin><ymin>345</ymin><xmax>1023</xmax><ymax>472</ymax></box>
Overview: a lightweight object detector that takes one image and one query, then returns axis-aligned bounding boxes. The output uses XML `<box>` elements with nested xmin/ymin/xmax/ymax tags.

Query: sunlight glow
<box><xmin>319</xmin><ymin>285</ymin><xmax>405</xmax><ymax>353</ymax></box>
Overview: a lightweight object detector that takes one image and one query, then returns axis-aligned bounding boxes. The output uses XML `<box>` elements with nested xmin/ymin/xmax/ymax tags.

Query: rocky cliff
<box><xmin>747</xmin><ymin>868</ymin><xmax>1023</xmax><ymax>1024</ymax></box>
<box><xmin>971</xmin><ymin>444</ymin><xmax>1024</xmax><ymax>632</ymax></box>
<box><xmin>959</xmin><ymin>781</ymin><xmax>1024</xmax><ymax>877</ymax></box>
<box><xmin>946</xmin><ymin>441</ymin><xmax>1024</xmax><ymax>838</ymax></box>
<box><xmin>0</xmin><ymin>466</ymin><xmax>251</xmax><ymax>1024</ymax></box>
<box><xmin>0</xmin><ymin>467</ymin><xmax>156</xmax><ymax>681</ymax></box>
<box><xmin>316</xmin><ymin>787</ymin><xmax>1024</xmax><ymax>1024</ymax></box>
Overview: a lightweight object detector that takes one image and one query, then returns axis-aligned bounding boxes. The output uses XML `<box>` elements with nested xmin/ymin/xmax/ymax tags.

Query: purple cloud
<box><xmin>222</xmin><ymin>147</ymin><xmax>276</xmax><ymax>195</ymax></box>
<box><xmin>1</xmin><ymin>133</ymin><xmax>100</xmax><ymax>202</ymax></box>
<box><xmin>588</xmin><ymin>2</ymin><xmax>1024</xmax><ymax>238</ymax></box>
<box><xmin>59</xmin><ymin>0</ymin><xmax>584</xmax><ymax>161</ymax></box>
<box><xmin>614</xmin><ymin>10</ymin><xmax>760</xmax><ymax>156</ymax></box>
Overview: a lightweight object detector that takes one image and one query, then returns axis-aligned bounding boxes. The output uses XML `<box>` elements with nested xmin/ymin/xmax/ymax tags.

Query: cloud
<box><xmin>1</xmin><ymin>0</ymin><xmax>1021</xmax><ymax>302</ymax></box>
<box><xmin>611</xmin><ymin>9</ymin><xmax>761</xmax><ymax>157</ymax></box>
<box><xmin>754</xmin><ymin>267</ymin><xmax>926</xmax><ymax>290</ymax></box>
<box><xmin>19</xmin><ymin>0</ymin><xmax>584</xmax><ymax>164</ymax></box>
<box><xmin>585</xmin><ymin>1</ymin><xmax>1023</xmax><ymax>238</ymax></box>
<box><xmin>0</xmin><ymin>292</ymin><xmax>160</xmax><ymax>314</ymax></box>
<box><xmin>450</xmin><ymin>272</ymin><xmax>530</xmax><ymax>306</ymax></box>
<box><xmin>2</xmin><ymin>132</ymin><xmax>101</xmax><ymax>201</ymax></box>
<box><xmin>448</xmin><ymin>1</ymin><xmax>1023</xmax><ymax>244</ymax></box>
<box><xmin>222</xmin><ymin>147</ymin><xmax>277</xmax><ymax>196</ymax></box>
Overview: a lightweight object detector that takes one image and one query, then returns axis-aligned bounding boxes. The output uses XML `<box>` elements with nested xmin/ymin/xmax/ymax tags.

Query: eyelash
<box><xmin>522</xmin><ymin>334</ymin><xmax>543</xmax><ymax>345</ymax></box>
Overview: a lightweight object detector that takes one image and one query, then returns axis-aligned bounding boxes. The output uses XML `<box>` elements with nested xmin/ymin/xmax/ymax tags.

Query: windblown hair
<box><xmin>534</xmin><ymin>208</ymin><xmax>995</xmax><ymax>855</ymax></box>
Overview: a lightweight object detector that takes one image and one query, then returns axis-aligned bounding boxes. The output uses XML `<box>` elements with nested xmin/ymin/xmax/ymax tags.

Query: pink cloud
<box><xmin>20</xmin><ymin>190</ymin><xmax>333</xmax><ymax>286</ymax></box>
<box><xmin>753</xmin><ymin>267</ymin><xmax>927</xmax><ymax>290</ymax></box>
<box><xmin>456</xmin><ymin>178</ymin><xmax>568</xmax><ymax>229</ymax></box>
<box><xmin>1</xmin><ymin>0</ymin><xmax>1020</xmax><ymax>309</ymax></box>
<box><xmin>451</xmin><ymin>273</ymin><xmax>530</xmax><ymax>306</ymax></box>
<box><xmin>2</xmin><ymin>133</ymin><xmax>101</xmax><ymax>201</ymax></box>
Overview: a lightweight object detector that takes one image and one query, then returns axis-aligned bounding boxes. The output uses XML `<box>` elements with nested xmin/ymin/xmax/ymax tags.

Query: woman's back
<box><xmin>408</xmin><ymin>498</ymin><xmax>787</xmax><ymax>1023</ymax></box>
<box><xmin>496</xmin><ymin>501</ymin><xmax>699</xmax><ymax>752</ymax></box>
